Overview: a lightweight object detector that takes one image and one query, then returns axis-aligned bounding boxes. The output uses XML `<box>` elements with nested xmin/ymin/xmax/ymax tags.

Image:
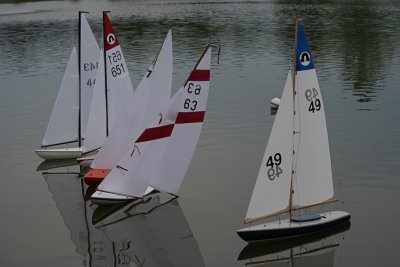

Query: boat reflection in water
<box><xmin>93</xmin><ymin>192</ymin><xmax>205</xmax><ymax>267</ymax></box>
<box><xmin>43</xmin><ymin>170</ymin><xmax>205</xmax><ymax>267</ymax></box>
<box><xmin>238</xmin><ymin>221</ymin><xmax>350</xmax><ymax>266</ymax></box>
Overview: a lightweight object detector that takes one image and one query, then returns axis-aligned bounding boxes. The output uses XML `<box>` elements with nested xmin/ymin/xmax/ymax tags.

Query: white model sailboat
<box><xmin>37</xmin><ymin>12</ymin><xmax>135</xmax><ymax>160</ymax></box>
<box><xmin>237</xmin><ymin>19</ymin><xmax>350</xmax><ymax>242</ymax></box>
<box><xmin>36</xmin><ymin>12</ymin><xmax>100</xmax><ymax>160</ymax></box>
<box><xmin>83</xmin><ymin>28</ymin><xmax>173</xmax><ymax>185</ymax></box>
<box><xmin>90</xmin><ymin>44</ymin><xmax>213</xmax><ymax>203</ymax></box>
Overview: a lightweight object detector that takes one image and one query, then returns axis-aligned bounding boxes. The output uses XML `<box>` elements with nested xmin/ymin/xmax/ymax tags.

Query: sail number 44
<box><xmin>266</xmin><ymin>153</ymin><xmax>282</xmax><ymax>181</ymax></box>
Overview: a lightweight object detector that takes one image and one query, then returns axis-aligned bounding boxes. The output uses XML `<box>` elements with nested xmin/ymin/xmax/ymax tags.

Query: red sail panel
<box><xmin>103</xmin><ymin>13</ymin><xmax>120</xmax><ymax>51</ymax></box>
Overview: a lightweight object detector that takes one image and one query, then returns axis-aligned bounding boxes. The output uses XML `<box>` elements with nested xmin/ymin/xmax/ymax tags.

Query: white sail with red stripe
<box><xmin>103</xmin><ymin>12</ymin><xmax>134</xmax><ymax>132</ymax></box>
<box><xmin>96</xmin><ymin>45</ymin><xmax>213</xmax><ymax>198</ymax></box>
<box><xmin>150</xmin><ymin>47</ymin><xmax>211</xmax><ymax>194</ymax></box>
<box><xmin>90</xmin><ymin>30</ymin><xmax>173</xmax><ymax>169</ymax></box>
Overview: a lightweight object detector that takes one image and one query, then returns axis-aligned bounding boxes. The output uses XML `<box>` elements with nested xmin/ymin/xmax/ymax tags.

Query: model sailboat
<box><xmin>90</xmin><ymin>44</ymin><xmax>214</xmax><ymax>203</ymax></box>
<box><xmin>237</xmin><ymin>19</ymin><xmax>350</xmax><ymax>242</ymax></box>
<box><xmin>36</xmin><ymin>12</ymin><xmax>100</xmax><ymax>160</ymax></box>
<box><xmin>83</xmin><ymin>28</ymin><xmax>173</xmax><ymax>185</ymax></box>
<box><xmin>36</xmin><ymin>12</ymin><xmax>134</xmax><ymax>160</ymax></box>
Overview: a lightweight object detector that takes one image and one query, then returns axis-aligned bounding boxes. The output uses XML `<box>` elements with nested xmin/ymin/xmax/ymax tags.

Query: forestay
<box><xmin>103</xmin><ymin>12</ymin><xmax>134</xmax><ymax>132</ymax></box>
<box><xmin>97</xmin><ymin>45</ymin><xmax>212</xmax><ymax>197</ymax></box>
<box><xmin>91</xmin><ymin>30</ymin><xmax>173</xmax><ymax>169</ymax></box>
<box><xmin>42</xmin><ymin>48</ymin><xmax>79</xmax><ymax>147</ymax></box>
<box><xmin>292</xmin><ymin>23</ymin><xmax>333</xmax><ymax>208</ymax></box>
<box><xmin>80</xmin><ymin>13</ymin><xmax>100</xmax><ymax>139</ymax></box>
<box><xmin>245</xmin><ymin>72</ymin><xmax>294</xmax><ymax>222</ymax></box>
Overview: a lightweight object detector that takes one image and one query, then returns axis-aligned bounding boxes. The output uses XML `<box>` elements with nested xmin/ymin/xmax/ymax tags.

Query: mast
<box><xmin>78</xmin><ymin>12</ymin><xmax>83</xmax><ymax>147</ymax></box>
<box><xmin>103</xmin><ymin>11</ymin><xmax>110</xmax><ymax>136</ymax></box>
<box><xmin>289</xmin><ymin>18</ymin><xmax>299</xmax><ymax>219</ymax></box>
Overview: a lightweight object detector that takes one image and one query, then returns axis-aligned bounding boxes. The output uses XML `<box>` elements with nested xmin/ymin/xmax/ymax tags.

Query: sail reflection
<box><xmin>43</xmin><ymin>172</ymin><xmax>115</xmax><ymax>267</ymax></box>
<box><xmin>94</xmin><ymin>193</ymin><xmax>206</xmax><ymax>267</ymax></box>
<box><xmin>43</xmin><ymin>172</ymin><xmax>204</xmax><ymax>267</ymax></box>
<box><xmin>238</xmin><ymin>222</ymin><xmax>350</xmax><ymax>266</ymax></box>
<box><xmin>37</xmin><ymin>158</ymin><xmax>78</xmax><ymax>171</ymax></box>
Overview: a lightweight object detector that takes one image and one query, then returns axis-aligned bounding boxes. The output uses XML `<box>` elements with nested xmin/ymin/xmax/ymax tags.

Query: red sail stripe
<box><xmin>188</xmin><ymin>70</ymin><xmax>210</xmax><ymax>81</ymax></box>
<box><xmin>176</xmin><ymin>111</ymin><xmax>205</xmax><ymax>124</ymax></box>
<box><xmin>136</xmin><ymin>124</ymin><xmax>174</xmax><ymax>143</ymax></box>
<box><xmin>104</xmin><ymin>13</ymin><xmax>120</xmax><ymax>51</ymax></box>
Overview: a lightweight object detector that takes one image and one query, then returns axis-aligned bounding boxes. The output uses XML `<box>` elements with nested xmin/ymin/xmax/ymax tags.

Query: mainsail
<box><xmin>103</xmin><ymin>12</ymin><xmax>134</xmax><ymax>133</ymax></box>
<box><xmin>91</xmin><ymin>30</ymin><xmax>173</xmax><ymax>169</ymax></box>
<box><xmin>97</xmin><ymin>45</ymin><xmax>213</xmax><ymax>198</ymax></box>
<box><xmin>79</xmin><ymin>12</ymin><xmax>100</xmax><ymax>139</ymax></box>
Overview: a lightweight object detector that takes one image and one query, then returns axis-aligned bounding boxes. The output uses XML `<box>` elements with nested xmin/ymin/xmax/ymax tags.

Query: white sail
<box><xmin>150</xmin><ymin>47</ymin><xmax>212</xmax><ymax>194</ymax></box>
<box><xmin>292</xmin><ymin>68</ymin><xmax>333</xmax><ymax>207</ymax></box>
<box><xmin>97</xmin><ymin>45</ymin><xmax>213</xmax><ymax>198</ymax></box>
<box><xmin>82</xmin><ymin>50</ymin><xmax>107</xmax><ymax>153</ymax></box>
<box><xmin>80</xmin><ymin>13</ymin><xmax>100</xmax><ymax>139</ymax></box>
<box><xmin>97</xmin><ymin>91</ymin><xmax>181</xmax><ymax>197</ymax></box>
<box><xmin>91</xmin><ymin>30</ymin><xmax>173</xmax><ymax>169</ymax></box>
<box><xmin>103</xmin><ymin>13</ymin><xmax>134</xmax><ymax>132</ymax></box>
<box><xmin>291</xmin><ymin>22</ymin><xmax>334</xmax><ymax>208</ymax></box>
<box><xmin>42</xmin><ymin>48</ymin><xmax>79</xmax><ymax>147</ymax></box>
<box><xmin>245</xmin><ymin>72</ymin><xmax>294</xmax><ymax>222</ymax></box>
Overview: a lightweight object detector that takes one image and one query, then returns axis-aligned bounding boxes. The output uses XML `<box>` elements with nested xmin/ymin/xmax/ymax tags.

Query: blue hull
<box><xmin>237</xmin><ymin>213</ymin><xmax>351</xmax><ymax>242</ymax></box>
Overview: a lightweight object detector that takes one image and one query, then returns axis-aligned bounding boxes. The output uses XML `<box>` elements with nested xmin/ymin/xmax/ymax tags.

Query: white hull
<box><xmin>90</xmin><ymin>187</ymin><xmax>156</xmax><ymax>205</ymax></box>
<box><xmin>35</xmin><ymin>147</ymin><xmax>83</xmax><ymax>160</ymax></box>
<box><xmin>77</xmin><ymin>153</ymin><xmax>96</xmax><ymax>167</ymax></box>
<box><xmin>237</xmin><ymin>211</ymin><xmax>350</xmax><ymax>242</ymax></box>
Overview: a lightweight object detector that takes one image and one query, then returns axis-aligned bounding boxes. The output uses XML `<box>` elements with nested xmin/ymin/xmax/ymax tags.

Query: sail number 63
<box><xmin>184</xmin><ymin>83</ymin><xmax>201</xmax><ymax>111</ymax></box>
<box><xmin>266</xmin><ymin>153</ymin><xmax>283</xmax><ymax>181</ymax></box>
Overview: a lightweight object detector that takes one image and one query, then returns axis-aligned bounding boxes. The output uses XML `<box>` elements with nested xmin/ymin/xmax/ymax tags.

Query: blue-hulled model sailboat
<box><xmin>237</xmin><ymin>19</ymin><xmax>350</xmax><ymax>242</ymax></box>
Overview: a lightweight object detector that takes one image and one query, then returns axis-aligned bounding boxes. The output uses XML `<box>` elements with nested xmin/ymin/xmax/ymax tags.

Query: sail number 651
<box><xmin>266</xmin><ymin>153</ymin><xmax>283</xmax><ymax>181</ymax></box>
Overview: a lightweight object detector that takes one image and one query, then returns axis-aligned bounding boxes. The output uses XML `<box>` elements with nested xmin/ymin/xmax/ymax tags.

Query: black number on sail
<box><xmin>305</xmin><ymin>88</ymin><xmax>321</xmax><ymax>113</ymax></box>
<box><xmin>184</xmin><ymin>99</ymin><xmax>198</xmax><ymax>111</ymax></box>
<box><xmin>266</xmin><ymin>153</ymin><xmax>282</xmax><ymax>180</ymax></box>
<box><xmin>87</xmin><ymin>78</ymin><xmax>96</xmax><ymax>87</ymax></box>
<box><xmin>187</xmin><ymin>83</ymin><xmax>201</xmax><ymax>95</ymax></box>
<box><xmin>308</xmin><ymin>99</ymin><xmax>321</xmax><ymax>113</ymax></box>
<box><xmin>83</xmin><ymin>61</ymin><xmax>98</xmax><ymax>72</ymax></box>
<box><xmin>111</xmin><ymin>63</ymin><xmax>125</xmax><ymax>77</ymax></box>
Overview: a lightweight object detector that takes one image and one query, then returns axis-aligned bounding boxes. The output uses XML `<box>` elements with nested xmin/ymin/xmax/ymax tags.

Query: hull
<box><xmin>83</xmin><ymin>169</ymin><xmax>111</xmax><ymax>186</ymax></box>
<box><xmin>77</xmin><ymin>154</ymin><xmax>96</xmax><ymax>167</ymax></box>
<box><xmin>90</xmin><ymin>191</ymin><xmax>136</xmax><ymax>205</ymax></box>
<box><xmin>90</xmin><ymin>187</ymin><xmax>157</xmax><ymax>205</ymax></box>
<box><xmin>35</xmin><ymin>147</ymin><xmax>83</xmax><ymax>160</ymax></box>
<box><xmin>237</xmin><ymin>211</ymin><xmax>350</xmax><ymax>242</ymax></box>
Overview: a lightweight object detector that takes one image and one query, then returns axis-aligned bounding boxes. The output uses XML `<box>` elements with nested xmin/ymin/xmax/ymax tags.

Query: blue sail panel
<box><xmin>296</xmin><ymin>22</ymin><xmax>315</xmax><ymax>72</ymax></box>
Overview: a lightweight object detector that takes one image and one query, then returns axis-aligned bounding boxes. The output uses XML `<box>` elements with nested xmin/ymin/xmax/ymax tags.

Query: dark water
<box><xmin>1</xmin><ymin>0</ymin><xmax>400</xmax><ymax>266</ymax></box>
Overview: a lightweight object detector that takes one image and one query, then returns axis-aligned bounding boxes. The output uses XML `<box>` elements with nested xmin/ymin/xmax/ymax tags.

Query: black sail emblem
<box><xmin>299</xmin><ymin>52</ymin><xmax>311</xmax><ymax>66</ymax></box>
<box><xmin>107</xmin><ymin>33</ymin><xmax>116</xmax><ymax>45</ymax></box>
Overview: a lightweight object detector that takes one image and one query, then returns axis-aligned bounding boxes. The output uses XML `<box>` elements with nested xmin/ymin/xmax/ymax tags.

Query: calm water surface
<box><xmin>1</xmin><ymin>0</ymin><xmax>400</xmax><ymax>266</ymax></box>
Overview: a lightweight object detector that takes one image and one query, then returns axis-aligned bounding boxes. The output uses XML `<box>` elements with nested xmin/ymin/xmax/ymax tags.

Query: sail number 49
<box><xmin>266</xmin><ymin>153</ymin><xmax>282</xmax><ymax>181</ymax></box>
<box><xmin>305</xmin><ymin>88</ymin><xmax>321</xmax><ymax>113</ymax></box>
